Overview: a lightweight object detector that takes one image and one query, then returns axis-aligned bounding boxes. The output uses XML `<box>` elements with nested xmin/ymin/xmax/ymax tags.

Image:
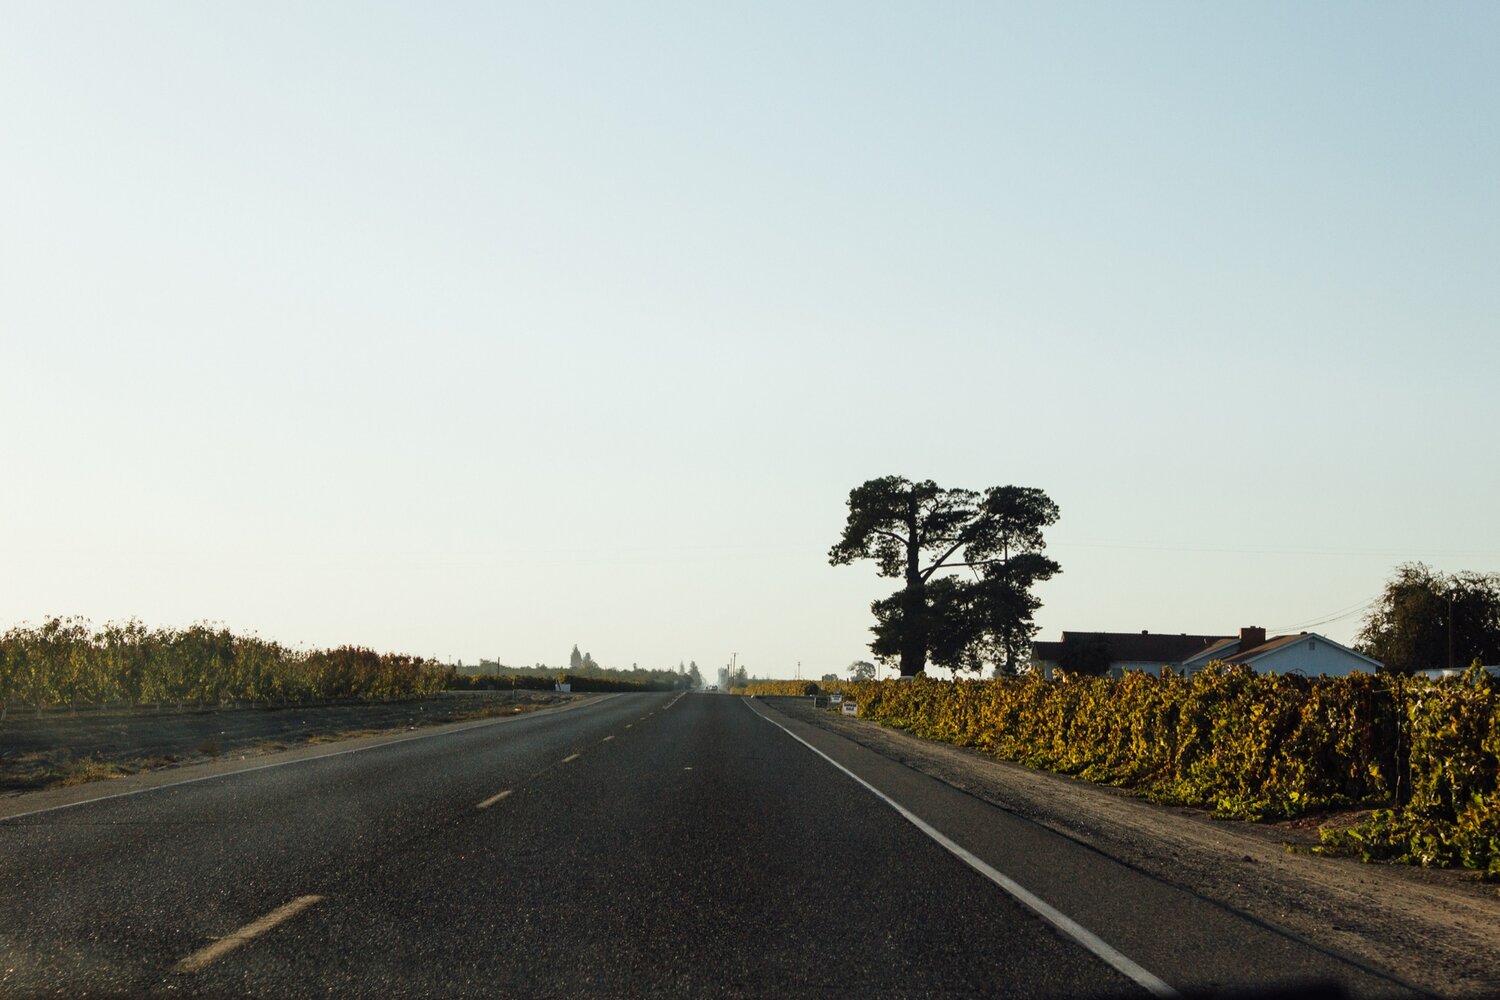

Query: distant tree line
<box><xmin>454</xmin><ymin>647</ymin><xmax>703</xmax><ymax>691</ymax></box>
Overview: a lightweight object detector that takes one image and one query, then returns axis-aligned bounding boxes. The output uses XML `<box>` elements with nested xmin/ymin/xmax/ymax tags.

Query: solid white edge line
<box><xmin>750</xmin><ymin>700</ymin><xmax>1179</xmax><ymax>999</ymax></box>
<box><xmin>0</xmin><ymin>693</ymin><xmax>620</xmax><ymax>824</ymax></box>
<box><xmin>174</xmin><ymin>894</ymin><xmax>324</xmax><ymax>973</ymax></box>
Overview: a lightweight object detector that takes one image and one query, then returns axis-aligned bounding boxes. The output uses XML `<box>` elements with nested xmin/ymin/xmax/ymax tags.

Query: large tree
<box><xmin>1357</xmin><ymin>562</ymin><xmax>1500</xmax><ymax>672</ymax></box>
<box><xmin>830</xmin><ymin>477</ymin><xmax>1060</xmax><ymax>676</ymax></box>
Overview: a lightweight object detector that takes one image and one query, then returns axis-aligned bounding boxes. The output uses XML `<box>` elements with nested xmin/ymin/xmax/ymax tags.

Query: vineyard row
<box><xmin>0</xmin><ymin>617</ymin><xmax>449</xmax><ymax>716</ymax></box>
<box><xmin>743</xmin><ymin>667</ymin><xmax>1500</xmax><ymax>876</ymax></box>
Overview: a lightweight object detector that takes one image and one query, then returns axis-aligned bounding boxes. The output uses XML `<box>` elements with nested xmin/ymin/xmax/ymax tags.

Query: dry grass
<box><xmin>306</xmin><ymin>729</ymin><xmax>386</xmax><ymax>744</ymax></box>
<box><xmin>1274</xmin><ymin>808</ymin><xmax>1376</xmax><ymax>839</ymax></box>
<box><xmin>1</xmin><ymin>750</ymin><xmax>180</xmax><ymax>793</ymax></box>
<box><xmin>452</xmin><ymin>703</ymin><xmax>552</xmax><ymax>722</ymax></box>
<box><xmin>0</xmin><ymin>693</ymin><xmax>575</xmax><ymax>795</ymax></box>
<box><xmin>52</xmin><ymin>757</ymin><xmax>130</xmax><ymax>787</ymax></box>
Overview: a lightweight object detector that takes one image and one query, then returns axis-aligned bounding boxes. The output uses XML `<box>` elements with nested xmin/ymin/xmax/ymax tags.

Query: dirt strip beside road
<box><xmin>0</xmin><ymin>690</ymin><xmax>583</xmax><ymax>795</ymax></box>
<box><xmin>769</xmin><ymin>696</ymin><xmax>1500</xmax><ymax>999</ymax></box>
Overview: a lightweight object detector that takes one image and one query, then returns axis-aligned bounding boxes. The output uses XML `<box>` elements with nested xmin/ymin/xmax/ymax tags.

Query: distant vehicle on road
<box><xmin>705</xmin><ymin>685</ymin><xmax>718</xmax><ymax>692</ymax></box>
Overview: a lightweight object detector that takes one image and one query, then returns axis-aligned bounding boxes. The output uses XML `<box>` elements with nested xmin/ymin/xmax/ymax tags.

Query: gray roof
<box><xmin>1033</xmin><ymin>631</ymin><xmax>1231</xmax><ymax>665</ymax></box>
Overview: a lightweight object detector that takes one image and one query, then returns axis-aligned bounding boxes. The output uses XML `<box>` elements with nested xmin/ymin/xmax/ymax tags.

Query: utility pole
<box><xmin>1448</xmin><ymin>589</ymin><xmax>1457</xmax><ymax>671</ymax></box>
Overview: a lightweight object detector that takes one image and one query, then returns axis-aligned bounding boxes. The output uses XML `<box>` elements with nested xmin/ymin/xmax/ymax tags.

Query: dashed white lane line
<box><xmin>477</xmin><ymin>789</ymin><xmax>513</xmax><ymax>809</ymax></box>
<box><xmin>601</xmin><ymin>735</ymin><xmax>615</xmax><ymax>742</ymax></box>
<box><xmin>753</xmin><ymin>704</ymin><xmax>1179</xmax><ymax>999</ymax></box>
<box><xmin>561</xmin><ymin>753</ymin><xmax>582</xmax><ymax>763</ymax></box>
<box><xmin>175</xmin><ymin>895</ymin><xmax>324</xmax><ymax>974</ymax></box>
<box><xmin>624</xmin><ymin>724</ymin><xmax>633</xmax><ymax>729</ymax></box>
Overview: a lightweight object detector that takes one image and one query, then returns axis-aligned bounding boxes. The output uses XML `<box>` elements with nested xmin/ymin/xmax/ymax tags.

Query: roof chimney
<box><xmin>1239</xmin><ymin>626</ymin><xmax>1266</xmax><ymax>651</ymax></box>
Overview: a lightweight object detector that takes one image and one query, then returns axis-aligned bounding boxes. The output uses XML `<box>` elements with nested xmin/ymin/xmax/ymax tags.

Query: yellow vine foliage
<box><xmin>0</xmin><ymin>618</ymin><xmax>450</xmax><ymax>714</ymax></box>
<box><xmin>738</xmin><ymin>680</ymin><xmax>821</xmax><ymax>697</ymax></box>
<box><xmin>826</xmin><ymin>665</ymin><xmax>1498</xmax><ymax>873</ymax></box>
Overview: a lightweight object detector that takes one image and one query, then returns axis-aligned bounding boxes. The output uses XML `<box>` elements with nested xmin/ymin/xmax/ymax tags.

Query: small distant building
<box><xmin>1032</xmin><ymin>626</ymin><xmax>1383</xmax><ymax>679</ymax></box>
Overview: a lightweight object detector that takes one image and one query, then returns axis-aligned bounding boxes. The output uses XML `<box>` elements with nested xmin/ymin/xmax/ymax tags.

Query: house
<box><xmin>1178</xmin><ymin>626</ymin><xmax>1382</xmax><ymax>677</ymax></box>
<box><xmin>1031</xmin><ymin>626</ymin><xmax>1383</xmax><ymax>679</ymax></box>
<box><xmin>1031</xmin><ymin>631</ymin><xmax>1230</xmax><ymax>679</ymax></box>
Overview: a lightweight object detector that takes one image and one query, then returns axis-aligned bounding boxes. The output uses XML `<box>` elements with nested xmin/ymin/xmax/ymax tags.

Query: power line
<box><xmin>1269</xmin><ymin>595</ymin><xmax>1379</xmax><ymax>633</ymax></box>
<box><xmin>1051</xmin><ymin>539</ymin><xmax>1500</xmax><ymax>561</ymax></box>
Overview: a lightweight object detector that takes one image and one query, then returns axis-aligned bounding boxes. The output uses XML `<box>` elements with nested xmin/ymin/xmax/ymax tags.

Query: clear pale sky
<box><xmin>3</xmin><ymin>2</ymin><xmax>1496</xmax><ymax>677</ymax></box>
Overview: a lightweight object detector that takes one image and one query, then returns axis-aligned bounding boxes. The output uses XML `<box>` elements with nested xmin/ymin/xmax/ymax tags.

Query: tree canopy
<box><xmin>1357</xmin><ymin>562</ymin><xmax>1500</xmax><ymax>672</ymax></box>
<box><xmin>830</xmin><ymin>476</ymin><xmax>1060</xmax><ymax>676</ymax></box>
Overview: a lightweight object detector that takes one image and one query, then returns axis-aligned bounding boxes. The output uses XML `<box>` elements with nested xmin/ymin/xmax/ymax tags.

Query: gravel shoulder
<box><xmin>767</xmin><ymin>696</ymin><xmax>1500</xmax><ymax>999</ymax></box>
<box><xmin>0</xmin><ymin>690</ymin><xmax>584</xmax><ymax>796</ymax></box>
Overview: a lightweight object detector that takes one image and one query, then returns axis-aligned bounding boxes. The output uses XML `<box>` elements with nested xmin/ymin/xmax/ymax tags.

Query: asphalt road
<box><xmin>0</xmin><ymin>693</ymin><xmax>1422</xmax><ymax>998</ymax></box>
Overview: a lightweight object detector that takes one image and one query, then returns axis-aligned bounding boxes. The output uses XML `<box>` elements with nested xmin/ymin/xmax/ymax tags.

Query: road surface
<box><xmin>0</xmin><ymin>692</ymin><xmax>1422</xmax><ymax>997</ymax></box>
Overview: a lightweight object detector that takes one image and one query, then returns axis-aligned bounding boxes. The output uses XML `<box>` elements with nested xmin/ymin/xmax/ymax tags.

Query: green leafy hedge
<box><xmin>830</xmin><ymin>666</ymin><xmax>1499</xmax><ymax>875</ymax></box>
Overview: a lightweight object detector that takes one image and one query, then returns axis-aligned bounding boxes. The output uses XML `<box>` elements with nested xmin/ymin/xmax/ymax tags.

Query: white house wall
<box><xmin>1111</xmin><ymin>660</ymin><xmax>1174</xmax><ymax>678</ymax></box>
<box><xmin>1180</xmin><ymin>647</ymin><xmax>1236</xmax><ymax>673</ymax></box>
<box><xmin>1038</xmin><ymin>660</ymin><xmax>1173</xmax><ymax>679</ymax></box>
<box><xmin>1037</xmin><ymin>644</ymin><xmax>1378</xmax><ymax>680</ymax></box>
<box><xmin>1244</xmin><ymin>638</ymin><xmax>1375</xmax><ymax>677</ymax></box>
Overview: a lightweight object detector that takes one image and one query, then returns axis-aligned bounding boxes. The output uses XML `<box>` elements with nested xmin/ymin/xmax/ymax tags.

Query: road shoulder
<box><xmin>757</xmin><ymin>695</ymin><xmax>1499</xmax><ymax>999</ymax></box>
<box><xmin>0</xmin><ymin>693</ymin><xmax>611</xmax><ymax>822</ymax></box>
